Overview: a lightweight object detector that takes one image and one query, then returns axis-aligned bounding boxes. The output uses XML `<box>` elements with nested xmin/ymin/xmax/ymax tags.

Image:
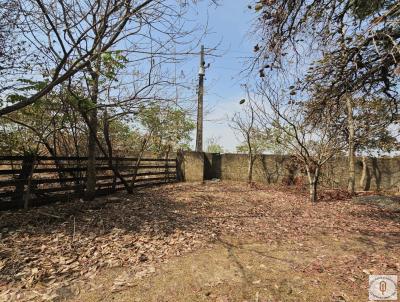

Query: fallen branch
<box><xmin>37</xmin><ymin>211</ymin><xmax>62</xmax><ymax>219</ymax></box>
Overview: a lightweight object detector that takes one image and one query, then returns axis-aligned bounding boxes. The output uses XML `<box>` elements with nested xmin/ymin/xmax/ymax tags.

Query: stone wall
<box><xmin>177</xmin><ymin>151</ymin><xmax>204</xmax><ymax>182</ymax></box>
<box><xmin>200</xmin><ymin>152</ymin><xmax>400</xmax><ymax>192</ymax></box>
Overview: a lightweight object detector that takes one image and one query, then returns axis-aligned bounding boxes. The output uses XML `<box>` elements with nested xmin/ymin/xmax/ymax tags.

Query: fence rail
<box><xmin>0</xmin><ymin>155</ymin><xmax>178</xmax><ymax>210</ymax></box>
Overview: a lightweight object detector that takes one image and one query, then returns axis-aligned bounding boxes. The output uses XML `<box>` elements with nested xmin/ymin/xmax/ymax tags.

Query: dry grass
<box><xmin>1</xmin><ymin>181</ymin><xmax>400</xmax><ymax>301</ymax></box>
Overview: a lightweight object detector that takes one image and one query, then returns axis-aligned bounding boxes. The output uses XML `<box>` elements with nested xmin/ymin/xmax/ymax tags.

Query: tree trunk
<box><xmin>131</xmin><ymin>132</ymin><xmax>152</xmax><ymax>188</ymax></box>
<box><xmin>23</xmin><ymin>162</ymin><xmax>35</xmax><ymax>210</ymax></box>
<box><xmin>85</xmin><ymin>107</ymin><xmax>97</xmax><ymax>200</ymax></box>
<box><xmin>131</xmin><ymin>148</ymin><xmax>144</xmax><ymax>188</ymax></box>
<box><xmin>85</xmin><ymin>68</ymin><xmax>99</xmax><ymax>201</ymax></box>
<box><xmin>309</xmin><ymin>180</ymin><xmax>317</xmax><ymax>203</ymax></box>
<box><xmin>360</xmin><ymin>155</ymin><xmax>367</xmax><ymax>190</ymax></box>
<box><xmin>13</xmin><ymin>154</ymin><xmax>35</xmax><ymax>209</ymax></box>
<box><xmin>248</xmin><ymin>155</ymin><xmax>254</xmax><ymax>184</ymax></box>
<box><xmin>78</xmin><ymin>108</ymin><xmax>133</xmax><ymax>194</ymax></box>
<box><xmin>346</xmin><ymin>97</ymin><xmax>355</xmax><ymax>195</ymax></box>
<box><xmin>306</xmin><ymin>166</ymin><xmax>319</xmax><ymax>203</ymax></box>
<box><xmin>103</xmin><ymin>111</ymin><xmax>117</xmax><ymax>192</ymax></box>
<box><xmin>247</xmin><ymin>135</ymin><xmax>254</xmax><ymax>184</ymax></box>
<box><xmin>42</xmin><ymin>140</ymin><xmax>67</xmax><ymax>187</ymax></box>
<box><xmin>164</xmin><ymin>145</ymin><xmax>171</xmax><ymax>183</ymax></box>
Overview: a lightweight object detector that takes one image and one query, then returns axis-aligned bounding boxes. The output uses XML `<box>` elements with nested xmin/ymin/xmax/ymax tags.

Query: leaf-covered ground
<box><xmin>1</xmin><ymin>181</ymin><xmax>399</xmax><ymax>301</ymax></box>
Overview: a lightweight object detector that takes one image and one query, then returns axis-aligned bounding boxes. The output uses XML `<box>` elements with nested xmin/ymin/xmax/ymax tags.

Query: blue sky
<box><xmin>184</xmin><ymin>1</ymin><xmax>256</xmax><ymax>152</ymax></box>
<box><xmin>4</xmin><ymin>0</ymin><xmax>255</xmax><ymax>153</ymax></box>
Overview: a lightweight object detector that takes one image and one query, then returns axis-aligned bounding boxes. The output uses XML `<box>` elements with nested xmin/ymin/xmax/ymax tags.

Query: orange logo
<box><xmin>379</xmin><ymin>280</ymin><xmax>387</xmax><ymax>295</ymax></box>
<box><xmin>369</xmin><ymin>275</ymin><xmax>397</xmax><ymax>301</ymax></box>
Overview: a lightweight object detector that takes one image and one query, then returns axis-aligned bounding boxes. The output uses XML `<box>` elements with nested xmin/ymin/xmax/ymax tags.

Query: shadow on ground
<box><xmin>0</xmin><ymin>187</ymin><xmax>205</xmax><ymax>238</ymax></box>
<box><xmin>1</xmin><ymin>182</ymin><xmax>400</xmax><ymax>302</ymax></box>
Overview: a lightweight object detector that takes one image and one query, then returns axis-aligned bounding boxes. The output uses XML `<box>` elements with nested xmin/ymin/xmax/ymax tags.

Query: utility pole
<box><xmin>196</xmin><ymin>45</ymin><xmax>205</xmax><ymax>152</ymax></box>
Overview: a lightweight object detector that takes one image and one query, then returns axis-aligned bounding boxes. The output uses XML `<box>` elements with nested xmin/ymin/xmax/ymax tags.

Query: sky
<box><xmin>2</xmin><ymin>1</ymin><xmax>255</xmax><ymax>153</ymax></box>
<box><xmin>183</xmin><ymin>1</ymin><xmax>256</xmax><ymax>152</ymax></box>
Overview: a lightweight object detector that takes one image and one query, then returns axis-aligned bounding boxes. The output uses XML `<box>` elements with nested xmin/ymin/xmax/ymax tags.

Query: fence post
<box><xmin>112</xmin><ymin>158</ymin><xmax>118</xmax><ymax>191</ymax></box>
<box><xmin>73</xmin><ymin>157</ymin><xmax>84</xmax><ymax>194</ymax></box>
<box><xmin>176</xmin><ymin>150</ymin><xmax>184</xmax><ymax>181</ymax></box>
<box><xmin>13</xmin><ymin>154</ymin><xmax>35</xmax><ymax>209</ymax></box>
<box><xmin>164</xmin><ymin>152</ymin><xmax>170</xmax><ymax>183</ymax></box>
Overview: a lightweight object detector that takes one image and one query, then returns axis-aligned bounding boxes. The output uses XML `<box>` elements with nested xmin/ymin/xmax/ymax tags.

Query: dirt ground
<box><xmin>1</xmin><ymin>181</ymin><xmax>400</xmax><ymax>301</ymax></box>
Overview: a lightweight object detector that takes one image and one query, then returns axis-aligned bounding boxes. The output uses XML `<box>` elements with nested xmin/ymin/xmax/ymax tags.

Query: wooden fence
<box><xmin>0</xmin><ymin>155</ymin><xmax>177</xmax><ymax>210</ymax></box>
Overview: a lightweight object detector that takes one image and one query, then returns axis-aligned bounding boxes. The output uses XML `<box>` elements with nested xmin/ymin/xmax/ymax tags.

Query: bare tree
<box><xmin>0</xmin><ymin>0</ymin><xmax>30</xmax><ymax>98</ymax></box>
<box><xmin>230</xmin><ymin>97</ymin><xmax>265</xmax><ymax>184</ymax></box>
<box><xmin>0</xmin><ymin>0</ymin><xmax>212</xmax><ymax>116</ymax></box>
<box><xmin>251</xmin><ymin>0</ymin><xmax>399</xmax><ymax>98</ymax></box>
<box><xmin>256</xmin><ymin>82</ymin><xmax>345</xmax><ymax>202</ymax></box>
<box><xmin>4</xmin><ymin>0</ymin><xmax>208</xmax><ymax>199</ymax></box>
<box><xmin>0</xmin><ymin>0</ymin><xmax>151</xmax><ymax>115</ymax></box>
<box><xmin>250</xmin><ymin>0</ymin><xmax>400</xmax><ymax>195</ymax></box>
<box><xmin>0</xmin><ymin>0</ymin><xmax>218</xmax><ymax>201</ymax></box>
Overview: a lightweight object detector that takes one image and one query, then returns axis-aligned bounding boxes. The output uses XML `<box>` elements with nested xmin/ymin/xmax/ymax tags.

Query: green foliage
<box><xmin>206</xmin><ymin>137</ymin><xmax>224</xmax><ymax>153</ymax></box>
<box><xmin>6</xmin><ymin>94</ymin><xmax>27</xmax><ymax>104</ymax></box>
<box><xmin>100</xmin><ymin>51</ymin><xmax>128</xmax><ymax>80</ymax></box>
<box><xmin>207</xmin><ymin>144</ymin><xmax>224</xmax><ymax>153</ymax></box>
<box><xmin>104</xmin><ymin>119</ymin><xmax>143</xmax><ymax>154</ymax></box>
<box><xmin>4</xmin><ymin>79</ymin><xmax>50</xmax><ymax>106</ymax></box>
<box><xmin>0</xmin><ymin>124</ymin><xmax>28</xmax><ymax>155</ymax></box>
<box><xmin>236</xmin><ymin>131</ymin><xmax>268</xmax><ymax>154</ymax></box>
<box><xmin>137</xmin><ymin>104</ymin><xmax>195</xmax><ymax>154</ymax></box>
<box><xmin>17</xmin><ymin>79</ymin><xmax>49</xmax><ymax>91</ymax></box>
<box><xmin>1</xmin><ymin>84</ymin><xmax>195</xmax><ymax>157</ymax></box>
<box><xmin>236</xmin><ymin>127</ymin><xmax>291</xmax><ymax>155</ymax></box>
<box><xmin>0</xmin><ymin>88</ymin><xmax>89</xmax><ymax>156</ymax></box>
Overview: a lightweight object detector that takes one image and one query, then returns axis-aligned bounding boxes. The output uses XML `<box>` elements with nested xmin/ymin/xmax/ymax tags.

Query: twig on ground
<box><xmin>37</xmin><ymin>211</ymin><xmax>62</xmax><ymax>219</ymax></box>
<box><xmin>72</xmin><ymin>216</ymin><xmax>76</xmax><ymax>242</ymax></box>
